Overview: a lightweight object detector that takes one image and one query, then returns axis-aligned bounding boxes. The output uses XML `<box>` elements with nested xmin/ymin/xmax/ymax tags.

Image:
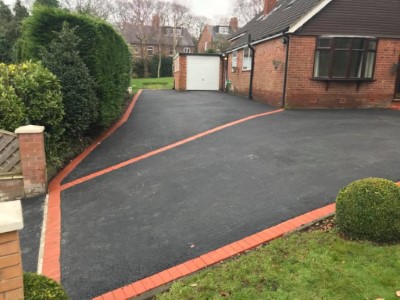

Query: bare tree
<box><xmin>188</xmin><ymin>15</ymin><xmax>208</xmax><ymax>40</ymax></box>
<box><xmin>233</xmin><ymin>0</ymin><xmax>263</xmax><ymax>24</ymax></box>
<box><xmin>168</xmin><ymin>0</ymin><xmax>190</xmax><ymax>53</ymax></box>
<box><xmin>154</xmin><ymin>0</ymin><xmax>168</xmax><ymax>78</ymax></box>
<box><xmin>73</xmin><ymin>0</ymin><xmax>114</xmax><ymax>19</ymax></box>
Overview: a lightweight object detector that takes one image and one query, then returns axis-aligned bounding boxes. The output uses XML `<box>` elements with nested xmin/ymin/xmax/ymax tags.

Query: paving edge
<box><xmin>93</xmin><ymin>203</ymin><xmax>336</xmax><ymax>300</ymax></box>
<box><xmin>41</xmin><ymin>91</ymin><xmax>143</xmax><ymax>282</ymax></box>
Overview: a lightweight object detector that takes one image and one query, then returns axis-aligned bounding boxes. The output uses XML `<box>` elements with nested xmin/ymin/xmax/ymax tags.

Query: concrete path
<box><xmin>57</xmin><ymin>91</ymin><xmax>400</xmax><ymax>299</ymax></box>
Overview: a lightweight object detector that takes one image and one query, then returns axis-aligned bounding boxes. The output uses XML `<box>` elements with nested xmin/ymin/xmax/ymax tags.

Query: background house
<box><xmin>225</xmin><ymin>0</ymin><xmax>400</xmax><ymax>108</ymax></box>
<box><xmin>198</xmin><ymin>18</ymin><xmax>238</xmax><ymax>53</ymax></box>
<box><xmin>121</xmin><ymin>16</ymin><xmax>195</xmax><ymax>59</ymax></box>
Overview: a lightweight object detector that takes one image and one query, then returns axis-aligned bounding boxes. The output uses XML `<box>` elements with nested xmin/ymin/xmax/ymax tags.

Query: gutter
<box><xmin>282</xmin><ymin>34</ymin><xmax>290</xmax><ymax>108</ymax></box>
<box><xmin>248</xmin><ymin>35</ymin><xmax>256</xmax><ymax>100</ymax></box>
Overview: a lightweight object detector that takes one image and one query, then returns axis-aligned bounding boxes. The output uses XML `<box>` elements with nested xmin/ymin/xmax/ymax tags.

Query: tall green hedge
<box><xmin>18</xmin><ymin>6</ymin><xmax>131</xmax><ymax>127</ymax></box>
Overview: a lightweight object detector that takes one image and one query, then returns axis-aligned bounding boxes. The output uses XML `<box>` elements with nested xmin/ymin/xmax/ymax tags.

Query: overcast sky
<box><xmin>3</xmin><ymin>0</ymin><xmax>233</xmax><ymax>20</ymax></box>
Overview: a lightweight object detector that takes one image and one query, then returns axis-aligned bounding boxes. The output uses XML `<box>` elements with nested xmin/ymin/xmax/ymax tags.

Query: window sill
<box><xmin>311</xmin><ymin>77</ymin><xmax>375</xmax><ymax>82</ymax></box>
<box><xmin>311</xmin><ymin>78</ymin><xmax>375</xmax><ymax>91</ymax></box>
<box><xmin>242</xmin><ymin>69</ymin><xmax>252</xmax><ymax>72</ymax></box>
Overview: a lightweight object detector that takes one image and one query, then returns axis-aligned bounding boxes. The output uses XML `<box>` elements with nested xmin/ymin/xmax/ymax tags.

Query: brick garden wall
<box><xmin>0</xmin><ymin>231</ymin><xmax>24</xmax><ymax>299</ymax></box>
<box><xmin>0</xmin><ymin>177</ymin><xmax>24</xmax><ymax>202</ymax></box>
<box><xmin>285</xmin><ymin>36</ymin><xmax>400</xmax><ymax>108</ymax></box>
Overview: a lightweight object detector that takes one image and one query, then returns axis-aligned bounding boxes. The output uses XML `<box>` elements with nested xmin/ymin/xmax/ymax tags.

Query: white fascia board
<box><xmin>288</xmin><ymin>0</ymin><xmax>333</xmax><ymax>33</ymax></box>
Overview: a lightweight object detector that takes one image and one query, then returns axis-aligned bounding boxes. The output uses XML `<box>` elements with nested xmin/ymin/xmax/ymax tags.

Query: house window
<box><xmin>184</xmin><ymin>47</ymin><xmax>191</xmax><ymax>53</ymax></box>
<box><xmin>147</xmin><ymin>46</ymin><xmax>154</xmax><ymax>56</ymax></box>
<box><xmin>205</xmin><ymin>42</ymin><xmax>208</xmax><ymax>51</ymax></box>
<box><xmin>173</xmin><ymin>28</ymin><xmax>182</xmax><ymax>36</ymax></box>
<box><xmin>133</xmin><ymin>46</ymin><xmax>140</xmax><ymax>56</ymax></box>
<box><xmin>242</xmin><ymin>47</ymin><xmax>252</xmax><ymax>71</ymax></box>
<box><xmin>232</xmin><ymin>51</ymin><xmax>237</xmax><ymax>71</ymax></box>
<box><xmin>313</xmin><ymin>37</ymin><xmax>377</xmax><ymax>80</ymax></box>
<box><xmin>166</xmin><ymin>28</ymin><xmax>173</xmax><ymax>35</ymax></box>
<box><xmin>219</xmin><ymin>27</ymin><xmax>229</xmax><ymax>34</ymax></box>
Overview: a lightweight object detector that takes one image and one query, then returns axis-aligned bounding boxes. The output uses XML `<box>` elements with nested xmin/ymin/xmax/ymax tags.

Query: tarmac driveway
<box><xmin>59</xmin><ymin>91</ymin><xmax>400</xmax><ymax>299</ymax></box>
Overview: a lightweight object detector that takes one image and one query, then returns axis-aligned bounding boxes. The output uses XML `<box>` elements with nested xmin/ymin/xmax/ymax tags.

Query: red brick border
<box><xmin>41</xmin><ymin>90</ymin><xmax>143</xmax><ymax>282</ymax></box>
<box><xmin>92</xmin><ymin>203</ymin><xmax>336</xmax><ymax>300</ymax></box>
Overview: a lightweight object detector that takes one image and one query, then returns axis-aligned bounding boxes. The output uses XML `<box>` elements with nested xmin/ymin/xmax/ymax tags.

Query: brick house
<box><xmin>225</xmin><ymin>0</ymin><xmax>400</xmax><ymax>108</ymax></box>
<box><xmin>121</xmin><ymin>17</ymin><xmax>195</xmax><ymax>59</ymax></box>
<box><xmin>198</xmin><ymin>18</ymin><xmax>239</xmax><ymax>53</ymax></box>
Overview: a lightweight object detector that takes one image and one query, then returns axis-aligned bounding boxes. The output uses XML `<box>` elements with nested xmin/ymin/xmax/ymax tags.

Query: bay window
<box><xmin>313</xmin><ymin>37</ymin><xmax>377</xmax><ymax>80</ymax></box>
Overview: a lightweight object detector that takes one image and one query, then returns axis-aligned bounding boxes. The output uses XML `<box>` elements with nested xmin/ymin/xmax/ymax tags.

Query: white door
<box><xmin>186</xmin><ymin>56</ymin><xmax>220</xmax><ymax>90</ymax></box>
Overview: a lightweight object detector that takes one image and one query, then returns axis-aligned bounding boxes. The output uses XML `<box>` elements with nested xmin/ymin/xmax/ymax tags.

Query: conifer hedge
<box><xmin>18</xmin><ymin>6</ymin><xmax>131</xmax><ymax>127</ymax></box>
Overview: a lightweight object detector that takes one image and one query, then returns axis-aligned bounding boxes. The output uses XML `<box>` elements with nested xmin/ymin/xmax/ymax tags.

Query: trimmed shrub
<box><xmin>0</xmin><ymin>62</ymin><xmax>65</xmax><ymax>167</ymax></box>
<box><xmin>18</xmin><ymin>6</ymin><xmax>131</xmax><ymax>127</ymax></box>
<box><xmin>4</xmin><ymin>62</ymin><xmax>64</xmax><ymax>139</ymax></box>
<box><xmin>336</xmin><ymin>178</ymin><xmax>400</xmax><ymax>243</ymax></box>
<box><xmin>0</xmin><ymin>82</ymin><xmax>26</xmax><ymax>131</ymax></box>
<box><xmin>40</xmin><ymin>22</ymin><xmax>98</xmax><ymax>137</ymax></box>
<box><xmin>24</xmin><ymin>272</ymin><xmax>69</xmax><ymax>300</ymax></box>
<box><xmin>133</xmin><ymin>56</ymin><xmax>173</xmax><ymax>78</ymax></box>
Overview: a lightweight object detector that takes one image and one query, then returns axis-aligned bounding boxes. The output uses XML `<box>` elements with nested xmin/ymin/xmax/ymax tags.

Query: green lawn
<box><xmin>157</xmin><ymin>229</ymin><xmax>400</xmax><ymax>300</ymax></box>
<box><xmin>131</xmin><ymin>77</ymin><xmax>174</xmax><ymax>94</ymax></box>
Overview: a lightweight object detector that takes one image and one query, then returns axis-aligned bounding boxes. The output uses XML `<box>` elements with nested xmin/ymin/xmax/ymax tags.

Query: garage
<box><xmin>174</xmin><ymin>53</ymin><xmax>222</xmax><ymax>91</ymax></box>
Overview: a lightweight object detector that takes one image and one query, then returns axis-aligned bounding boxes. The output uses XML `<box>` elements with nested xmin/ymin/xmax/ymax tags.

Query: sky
<box><xmin>3</xmin><ymin>0</ymin><xmax>233</xmax><ymax>20</ymax></box>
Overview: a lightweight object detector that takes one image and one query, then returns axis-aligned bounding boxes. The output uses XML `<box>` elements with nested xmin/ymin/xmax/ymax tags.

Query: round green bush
<box><xmin>24</xmin><ymin>272</ymin><xmax>69</xmax><ymax>300</ymax></box>
<box><xmin>336</xmin><ymin>178</ymin><xmax>400</xmax><ymax>243</ymax></box>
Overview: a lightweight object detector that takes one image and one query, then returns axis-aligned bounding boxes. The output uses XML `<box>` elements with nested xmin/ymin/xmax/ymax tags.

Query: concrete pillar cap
<box><xmin>15</xmin><ymin>125</ymin><xmax>45</xmax><ymax>134</ymax></box>
<box><xmin>0</xmin><ymin>201</ymin><xmax>24</xmax><ymax>234</ymax></box>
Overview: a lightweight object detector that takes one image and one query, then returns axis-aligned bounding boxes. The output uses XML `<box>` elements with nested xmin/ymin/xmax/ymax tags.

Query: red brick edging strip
<box><xmin>41</xmin><ymin>90</ymin><xmax>143</xmax><ymax>282</ymax></box>
<box><xmin>60</xmin><ymin>108</ymin><xmax>284</xmax><ymax>191</ymax></box>
<box><xmin>93</xmin><ymin>203</ymin><xmax>336</xmax><ymax>300</ymax></box>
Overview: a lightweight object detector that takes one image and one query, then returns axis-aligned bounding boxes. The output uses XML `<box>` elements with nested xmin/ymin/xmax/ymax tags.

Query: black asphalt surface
<box><xmin>60</xmin><ymin>91</ymin><xmax>400</xmax><ymax>299</ymax></box>
<box><xmin>20</xmin><ymin>195</ymin><xmax>45</xmax><ymax>273</ymax></box>
<box><xmin>63</xmin><ymin>91</ymin><xmax>274</xmax><ymax>183</ymax></box>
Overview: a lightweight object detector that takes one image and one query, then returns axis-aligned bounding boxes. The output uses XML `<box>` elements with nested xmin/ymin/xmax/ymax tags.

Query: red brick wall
<box><xmin>174</xmin><ymin>55</ymin><xmax>187</xmax><ymax>91</ymax></box>
<box><xmin>18</xmin><ymin>132</ymin><xmax>47</xmax><ymax>197</ymax></box>
<box><xmin>227</xmin><ymin>38</ymin><xmax>286</xmax><ymax>106</ymax></box>
<box><xmin>198</xmin><ymin>27</ymin><xmax>212</xmax><ymax>54</ymax></box>
<box><xmin>286</xmin><ymin>36</ymin><xmax>400</xmax><ymax>108</ymax></box>
<box><xmin>0</xmin><ymin>231</ymin><xmax>24</xmax><ymax>300</ymax></box>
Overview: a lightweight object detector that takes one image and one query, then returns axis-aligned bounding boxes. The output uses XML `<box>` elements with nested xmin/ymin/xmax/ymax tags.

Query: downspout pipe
<box><xmin>248</xmin><ymin>34</ymin><xmax>256</xmax><ymax>100</ymax></box>
<box><xmin>282</xmin><ymin>34</ymin><xmax>290</xmax><ymax>108</ymax></box>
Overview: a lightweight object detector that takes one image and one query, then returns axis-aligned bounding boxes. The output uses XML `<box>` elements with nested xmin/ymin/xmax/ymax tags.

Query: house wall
<box><xmin>285</xmin><ymin>36</ymin><xmax>400</xmax><ymax>108</ymax></box>
<box><xmin>174</xmin><ymin>55</ymin><xmax>187</xmax><ymax>91</ymax></box>
<box><xmin>227</xmin><ymin>38</ymin><xmax>286</xmax><ymax>106</ymax></box>
<box><xmin>198</xmin><ymin>27</ymin><xmax>212</xmax><ymax>54</ymax></box>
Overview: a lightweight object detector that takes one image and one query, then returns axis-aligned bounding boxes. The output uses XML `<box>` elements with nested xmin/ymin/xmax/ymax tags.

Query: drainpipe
<box><xmin>248</xmin><ymin>34</ymin><xmax>256</xmax><ymax>100</ymax></box>
<box><xmin>282</xmin><ymin>34</ymin><xmax>290</xmax><ymax>108</ymax></box>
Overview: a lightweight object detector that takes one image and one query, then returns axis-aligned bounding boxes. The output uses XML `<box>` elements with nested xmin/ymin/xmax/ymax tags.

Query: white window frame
<box><xmin>242</xmin><ymin>47</ymin><xmax>252</xmax><ymax>71</ymax></box>
<box><xmin>232</xmin><ymin>50</ymin><xmax>238</xmax><ymax>71</ymax></box>
<box><xmin>147</xmin><ymin>46</ymin><xmax>154</xmax><ymax>56</ymax></box>
<box><xmin>205</xmin><ymin>41</ymin><xmax>208</xmax><ymax>51</ymax></box>
<box><xmin>166</xmin><ymin>28</ymin><xmax>173</xmax><ymax>35</ymax></box>
<box><xmin>219</xmin><ymin>27</ymin><xmax>229</xmax><ymax>34</ymax></box>
<box><xmin>183</xmin><ymin>47</ymin><xmax>191</xmax><ymax>53</ymax></box>
<box><xmin>173</xmin><ymin>28</ymin><xmax>182</xmax><ymax>36</ymax></box>
<box><xmin>133</xmin><ymin>46</ymin><xmax>140</xmax><ymax>57</ymax></box>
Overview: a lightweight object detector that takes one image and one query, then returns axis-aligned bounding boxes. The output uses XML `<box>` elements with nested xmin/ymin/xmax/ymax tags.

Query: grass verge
<box><xmin>157</xmin><ymin>228</ymin><xmax>400</xmax><ymax>300</ymax></box>
<box><xmin>131</xmin><ymin>77</ymin><xmax>174</xmax><ymax>94</ymax></box>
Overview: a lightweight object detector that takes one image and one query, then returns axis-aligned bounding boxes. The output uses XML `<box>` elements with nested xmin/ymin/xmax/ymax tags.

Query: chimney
<box><xmin>229</xmin><ymin>17</ymin><xmax>238</xmax><ymax>32</ymax></box>
<box><xmin>152</xmin><ymin>15</ymin><xmax>160</xmax><ymax>28</ymax></box>
<box><xmin>264</xmin><ymin>0</ymin><xmax>277</xmax><ymax>16</ymax></box>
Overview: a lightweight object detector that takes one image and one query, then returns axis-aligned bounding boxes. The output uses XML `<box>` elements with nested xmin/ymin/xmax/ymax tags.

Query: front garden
<box><xmin>158</xmin><ymin>178</ymin><xmax>400</xmax><ymax>300</ymax></box>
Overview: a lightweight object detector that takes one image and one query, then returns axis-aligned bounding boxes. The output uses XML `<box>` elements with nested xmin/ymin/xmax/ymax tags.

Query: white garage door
<box><xmin>186</xmin><ymin>56</ymin><xmax>220</xmax><ymax>90</ymax></box>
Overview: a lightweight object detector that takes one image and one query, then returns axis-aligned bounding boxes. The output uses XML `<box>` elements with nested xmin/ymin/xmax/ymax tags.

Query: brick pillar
<box><xmin>0</xmin><ymin>201</ymin><xmax>24</xmax><ymax>300</ymax></box>
<box><xmin>15</xmin><ymin>125</ymin><xmax>47</xmax><ymax>198</ymax></box>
